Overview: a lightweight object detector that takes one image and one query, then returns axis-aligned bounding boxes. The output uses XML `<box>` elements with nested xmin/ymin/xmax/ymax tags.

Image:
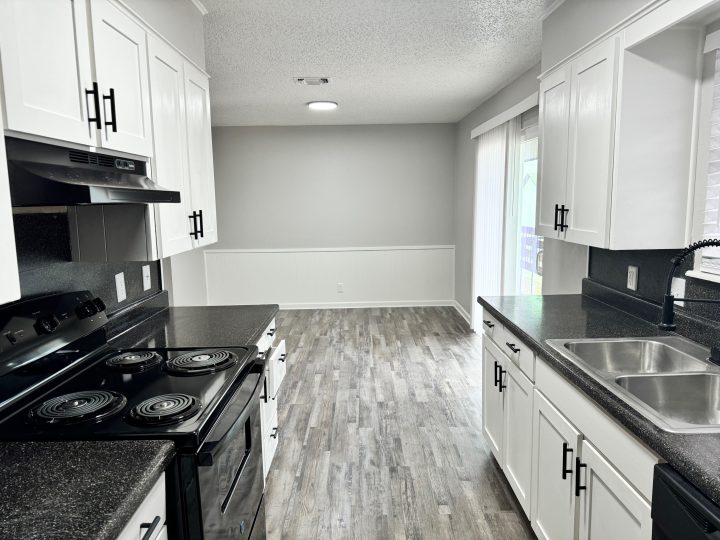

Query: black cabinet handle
<box><xmin>562</xmin><ymin>443</ymin><xmax>573</xmax><ymax>480</ymax></box>
<box><xmin>260</xmin><ymin>379</ymin><xmax>268</xmax><ymax>404</ymax></box>
<box><xmin>140</xmin><ymin>516</ymin><xmax>161</xmax><ymax>540</ymax></box>
<box><xmin>560</xmin><ymin>205</ymin><xmax>569</xmax><ymax>232</ymax></box>
<box><xmin>197</xmin><ymin>209</ymin><xmax>204</xmax><ymax>238</ymax></box>
<box><xmin>279</xmin><ymin>353</ymin><xmax>286</xmax><ymax>363</ymax></box>
<box><xmin>270</xmin><ymin>426</ymin><xmax>279</xmax><ymax>439</ymax></box>
<box><xmin>575</xmin><ymin>457</ymin><xmax>587</xmax><ymax>496</ymax></box>
<box><xmin>483</xmin><ymin>320</ymin><xmax>495</xmax><ymax>329</ymax></box>
<box><xmin>493</xmin><ymin>360</ymin><xmax>500</xmax><ymax>387</ymax></box>
<box><xmin>85</xmin><ymin>82</ymin><xmax>102</xmax><ymax>130</ymax></box>
<box><xmin>554</xmin><ymin>204</ymin><xmax>560</xmax><ymax>231</ymax></box>
<box><xmin>267</xmin><ymin>328</ymin><xmax>276</xmax><ymax>337</ymax></box>
<box><xmin>498</xmin><ymin>368</ymin><xmax>507</xmax><ymax>392</ymax></box>
<box><xmin>102</xmin><ymin>88</ymin><xmax>117</xmax><ymax>132</ymax></box>
<box><xmin>505</xmin><ymin>342</ymin><xmax>520</xmax><ymax>354</ymax></box>
<box><xmin>189</xmin><ymin>211</ymin><xmax>200</xmax><ymax>239</ymax></box>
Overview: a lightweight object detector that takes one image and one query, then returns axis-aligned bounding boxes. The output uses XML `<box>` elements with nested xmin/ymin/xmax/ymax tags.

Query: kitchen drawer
<box><xmin>267</xmin><ymin>340</ymin><xmax>286</xmax><ymax>400</ymax></box>
<box><xmin>501</xmin><ymin>328</ymin><xmax>535</xmax><ymax>382</ymax></box>
<box><xmin>481</xmin><ymin>309</ymin><xmax>503</xmax><ymax>344</ymax></box>
<box><xmin>115</xmin><ymin>473</ymin><xmax>166</xmax><ymax>540</ymax></box>
<box><xmin>257</xmin><ymin>318</ymin><xmax>277</xmax><ymax>353</ymax></box>
<box><xmin>262</xmin><ymin>410</ymin><xmax>279</xmax><ymax>480</ymax></box>
<box><xmin>260</xmin><ymin>379</ymin><xmax>277</xmax><ymax>441</ymax></box>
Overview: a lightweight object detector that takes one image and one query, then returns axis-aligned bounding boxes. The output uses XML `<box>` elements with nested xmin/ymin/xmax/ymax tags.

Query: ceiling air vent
<box><xmin>294</xmin><ymin>77</ymin><xmax>330</xmax><ymax>86</ymax></box>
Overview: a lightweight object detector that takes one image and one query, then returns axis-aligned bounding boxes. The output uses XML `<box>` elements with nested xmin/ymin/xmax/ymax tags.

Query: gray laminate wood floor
<box><xmin>266</xmin><ymin>307</ymin><xmax>534</xmax><ymax>540</ymax></box>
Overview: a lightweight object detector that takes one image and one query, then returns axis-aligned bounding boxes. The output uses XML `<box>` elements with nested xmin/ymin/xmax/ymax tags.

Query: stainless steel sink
<box><xmin>616</xmin><ymin>374</ymin><xmax>720</xmax><ymax>426</ymax></box>
<box><xmin>546</xmin><ymin>336</ymin><xmax>720</xmax><ymax>432</ymax></box>
<box><xmin>563</xmin><ymin>339</ymin><xmax>710</xmax><ymax>375</ymax></box>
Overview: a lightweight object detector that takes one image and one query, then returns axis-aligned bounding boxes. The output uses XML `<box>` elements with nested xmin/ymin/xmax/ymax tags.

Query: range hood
<box><xmin>5</xmin><ymin>137</ymin><xmax>180</xmax><ymax>206</ymax></box>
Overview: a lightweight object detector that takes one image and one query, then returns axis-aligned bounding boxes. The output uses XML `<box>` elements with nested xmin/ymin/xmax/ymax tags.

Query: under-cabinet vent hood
<box><xmin>5</xmin><ymin>137</ymin><xmax>180</xmax><ymax>206</ymax></box>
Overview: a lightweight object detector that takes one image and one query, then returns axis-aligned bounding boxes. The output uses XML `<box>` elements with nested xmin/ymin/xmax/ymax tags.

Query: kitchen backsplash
<box><xmin>13</xmin><ymin>212</ymin><xmax>161</xmax><ymax>315</ymax></box>
<box><xmin>588</xmin><ymin>247</ymin><xmax>720</xmax><ymax>322</ymax></box>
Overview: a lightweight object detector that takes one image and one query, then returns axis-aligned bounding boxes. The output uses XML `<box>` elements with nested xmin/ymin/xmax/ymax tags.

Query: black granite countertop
<box><xmin>477</xmin><ymin>293</ymin><xmax>720</xmax><ymax>507</ymax></box>
<box><xmin>109</xmin><ymin>304</ymin><xmax>279</xmax><ymax>349</ymax></box>
<box><xmin>0</xmin><ymin>440</ymin><xmax>174</xmax><ymax>540</ymax></box>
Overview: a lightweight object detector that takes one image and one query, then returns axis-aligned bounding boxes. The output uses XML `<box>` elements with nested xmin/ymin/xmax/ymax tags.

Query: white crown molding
<box><xmin>470</xmin><ymin>92</ymin><xmax>538</xmax><ymax>139</ymax></box>
<box><xmin>189</xmin><ymin>0</ymin><xmax>208</xmax><ymax>16</ymax></box>
<box><xmin>542</xmin><ymin>0</ymin><xmax>566</xmax><ymax>21</ymax></box>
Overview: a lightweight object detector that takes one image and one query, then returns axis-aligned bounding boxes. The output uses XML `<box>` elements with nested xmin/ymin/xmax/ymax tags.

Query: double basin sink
<box><xmin>546</xmin><ymin>336</ymin><xmax>720</xmax><ymax>432</ymax></box>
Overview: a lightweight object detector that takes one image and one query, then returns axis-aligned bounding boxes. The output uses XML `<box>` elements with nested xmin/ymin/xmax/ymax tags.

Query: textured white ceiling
<box><xmin>202</xmin><ymin>0</ymin><xmax>544</xmax><ymax>126</ymax></box>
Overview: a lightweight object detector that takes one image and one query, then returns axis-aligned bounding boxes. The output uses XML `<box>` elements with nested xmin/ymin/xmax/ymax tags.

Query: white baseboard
<box><xmin>277</xmin><ymin>300</ymin><xmax>455</xmax><ymax>310</ymax></box>
<box><xmin>453</xmin><ymin>300</ymin><xmax>472</xmax><ymax>326</ymax></box>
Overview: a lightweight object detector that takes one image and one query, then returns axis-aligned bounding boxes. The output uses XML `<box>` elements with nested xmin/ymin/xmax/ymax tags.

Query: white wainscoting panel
<box><xmin>204</xmin><ymin>246</ymin><xmax>455</xmax><ymax>309</ymax></box>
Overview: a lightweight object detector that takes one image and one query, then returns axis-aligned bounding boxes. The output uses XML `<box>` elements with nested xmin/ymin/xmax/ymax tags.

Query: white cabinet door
<box><xmin>564</xmin><ymin>38</ymin><xmax>617</xmax><ymax>248</ymax></box>
<box><xmin>0</xmin><ymin>0</ymin><xmax>96</xmax><ymax>146</ymax></box>
<box><xmin>147</xmin><ymin>35</ymin><xmax>194</xmax><ymax>258</ymax></box>
<box><xmin>578</xmin><ymin>440</ymin><xmax>651</xmax><ymax>540</ymax></box>
<box><xmin>184</xmin><ymin>62</ymin><xmax>218</xmax><ymax>246</ymax></box>
<box><xmin>537</xmin><ymin>65</ymin><xmax>571</xmax><ymax>239</ymax></box>
<box><xmin>0</xmin><ymin>99</ymin><xmax>21</xmax><ymax>306</ymax></box>
<box><xmin>503</xmin><ymin>359</ymin><xmax>534</xmax><ymax>517</ymax></box>
<box><xmin>531</xmin><ymin>390</ymin><xmax>581</xmax><ymax>540</ymax></box>
<box><xmin>482</xmin><ymin>340</ymin><xmax>505</xmax><ymax>465</ymax></box>
<box><xmin>91</xmin><ymin>0</ymin><xmax>153</xmax><ymax>157</ymax></box>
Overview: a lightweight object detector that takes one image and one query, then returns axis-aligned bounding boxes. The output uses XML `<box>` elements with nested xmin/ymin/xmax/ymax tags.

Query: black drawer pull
<box><xmin>197</xmin><ymin>209</ymin><xmax>204</xmax><ymax>238</ymax></box>
<box><xmin>505</xmin><ymin>342</ymin><xmax>520</xmax><ymax>354</ymax></box>
<box><xmin>493</xmin><ymin>360</ymin><xmax>500</xmax><ymax>387</ymax></box>
<box><xmin>85</xmin><ymin>82</ymin><xmax>101</xmax><ymax>130</ymax></box>
<box><xmin>279</xmin><ymin>353</ymin><xmax>286</xmax><ymax>363</ymax></box>
<box><xmin>554</xmin><ymin>204</ymin><xmax>560</xmax><ymax>231</ymax></box>
<box><xmin>560</xmin><ymin>205</ymin><xmax>569</xmax><ymax>232</ymax></box>
<box><xmin>498</xmin><ymin>368</ymin><xmax>507</xmax><ymax>392</ymax></box>
<box><xmin>267</xmin><ymin>328</ymin><xmax>276</xmax><ymax>336</ymax></box>
<box><xmin>102</xmin><ymin>88</ymin><xmax>117</xmax><ymax>132</ymax></box>
<box><xmin>140</xmin><ymin>516</ymin><xmax>161</xmax><ymax>540</ymax></box>
<box><xmin>482</xmin><ymin>320</ymin><xmax>495</xmax><ymax>329</ymax></box>
<box><xmin>270</xmin><ymin>427</ymin><xmax>279</xmax><ymax>439</ymax></box>
<box><xmin>575</xmin><ymin>457</ymin><xmax>587</xmax><ymax>496</ymax></box>
<box><xmin>562</xmin><ymin>443</ymin><xmax>573</xmax><ymax>480</ymax></box>
<box><xmin>189</xmin><ymin>211</ymin><xmax>200</xmax><ymax>239</ymax></box>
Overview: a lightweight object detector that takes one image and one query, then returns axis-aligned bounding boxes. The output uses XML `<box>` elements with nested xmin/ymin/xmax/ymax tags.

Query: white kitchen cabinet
<box><xmin>90</xmin><ymin>0</ymin><xmax>153</xmax><ymax>157</ymax></box>
<box><xmin>184</xmin><ymin>62</ymin><xmax>218</xmax><ymax>246</ymax></box>
<box><xmin>577</xmin><ymin>440</ymin><xmax>652</xmax><ymax>540</ymax></box>
<box><xmin>537</xmin><ymin>66</ymin><xmax>571</xmax><ymax>239</ymax></box>
<box><xmin>531</xmin><ymin>390</ymin><xmax>581</xmax><ymax>540</ymax></box>
<box><xmin>0</xmin><ymin>0</ymin><xmax>96</xmax><ymax>146</ymax></box>
<box><xmin>258</xmin><ymin>318</ymin><xmax>282</xmax><ymax>482</ymax></box>
<box><xmin>0</xmin><ymin>90</ymin><xmax>21</xmax><ymax>306</ymax></box>
<box><xmin>563</xmin><ymin>39</ymin><xmax>617</xmax><ymax>247</ymax></box>
<box><xmin>482</xmin><ymin>339</ymin><xmax>505</xmax><ymax>465</ymax></box>
<box><xmin>503</xmin><ymin>358</ymin><xmax>534</xmax><ymax>516</ymax></box>
<box><xmin>115</xmin><ymin>473</ymin><xmax>166</xmax><ymax>540</ymax></box>
<box><xmin>147</xmin><ymin>35</ymin><xmax>194</xmax><ymax>258</ymax></box>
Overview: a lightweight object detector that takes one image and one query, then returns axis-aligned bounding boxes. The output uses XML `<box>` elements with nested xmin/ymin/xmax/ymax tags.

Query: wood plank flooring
<box><xmin>266</xmin><ymin>307</ymin><xmax>534</xmax><ymax>540</ymax></box>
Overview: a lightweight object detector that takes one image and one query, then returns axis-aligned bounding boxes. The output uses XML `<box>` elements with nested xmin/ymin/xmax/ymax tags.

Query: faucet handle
<box><xmin>708</xmin><ymin>346</ymin><xmax>720</xmax><ymax>366</ymax></box>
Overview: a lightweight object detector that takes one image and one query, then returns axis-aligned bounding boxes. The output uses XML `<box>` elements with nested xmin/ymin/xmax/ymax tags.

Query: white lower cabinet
<box><xmin>531</xmin><ymin>390</ymin><xmax>582</xmax><ymax>540</ymax></box>
<box><xmin>115</xmin><ymin>473</ymin><xmax>166</xmax><ymax>540</ymax></box>
<box><xmin>482</xmin><ymin>319</ymin><xmax>658</xmax><ymax>540</ymax></box>
<box><xmin>578</xmin><ymin>440</ymin><xmax>652</xmax><ymax>540</ymax></box>
<box><xmin>258</xmin><ymin>318</ymin><xmax>285</xmax><ymax>483</ymax></box>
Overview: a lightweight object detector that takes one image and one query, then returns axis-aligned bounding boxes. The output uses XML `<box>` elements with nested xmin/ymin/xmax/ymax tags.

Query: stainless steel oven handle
<box><xmin>197</xmin><ymin>368</ymin><xmax>264</xmax><ymax>467</ymax></box>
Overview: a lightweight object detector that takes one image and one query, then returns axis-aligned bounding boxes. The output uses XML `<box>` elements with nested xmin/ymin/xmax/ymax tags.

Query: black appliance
<box><xmin>5</xmin><ymin>137</ymin><xmax>181</xmax><ymax>206</ymax></box>
<box><xmin>0</xmin><ymin>292</ymin><xmax>265</xmax><ymax>539</ymax></box>
<box><xmin>652</xmin><ymin>464</ymin><xmax>720</xmax><ymax>539</ymax></box>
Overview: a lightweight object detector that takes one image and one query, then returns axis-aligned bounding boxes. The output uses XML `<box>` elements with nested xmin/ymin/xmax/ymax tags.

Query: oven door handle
<box><xmin>197</xmin><ymin>369</ymin><xmax>265</xmax><ymax>467</ymax></box>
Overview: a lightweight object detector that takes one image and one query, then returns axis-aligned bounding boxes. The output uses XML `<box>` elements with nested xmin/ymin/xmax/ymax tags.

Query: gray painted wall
<box><xmin>542</xmin><ymin>0</ymin><xmax>653</xmax><ymax>69</ymax></box>
<box><xmin>453</xmin><ymin>64</ymin><xmax>541</xmax><ymax>314</ymax></box>
<box><xmin>211</xmin><ymin>125</ymin><xmax>456</xmax><ymax>249</ymax></box>
<box><xmin>122</xmin><ymin>0</ymin><xmax>206</xmax><ymax>68</ymax></box>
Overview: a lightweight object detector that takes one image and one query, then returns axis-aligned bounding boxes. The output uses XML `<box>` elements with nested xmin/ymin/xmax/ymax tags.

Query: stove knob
<box><xmin>75</xmin><ymin>301</ymin><xmax>98</xmax><ymax>319</ymax></box>
<box><xmin>34</xmin><ymin>315</ymin><xmax>60</xmax><ymax>335</ymax></box>
<box><xmin>92</xmin><ymin>297</ymin><xmax>106</xmax><ymax>313</ymax></box>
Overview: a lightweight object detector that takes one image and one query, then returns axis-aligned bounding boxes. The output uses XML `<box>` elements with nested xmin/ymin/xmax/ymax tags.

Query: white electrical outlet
<box><xmin>627</xmin><ymin>265</ymin><xmax>638</xmax><ymax>291</ymax></box>
<box><xmin>671</xmin><ymin>277</ymin><xmax>686</xmax><ymax>307</ymax></box>
<box><xmin>115</xmin><ymin>272</ymin><xmax>127</xmax><ymax>303</ymax></box>
<box><xmin>142</xmin><ymin>265</ymin><xmax>151</xmax><ymax>291</ymax></box>
<box><xmin>337</xmin><ymin>282</ymin><xmax>344</xmax><ymax>293</ymax></box>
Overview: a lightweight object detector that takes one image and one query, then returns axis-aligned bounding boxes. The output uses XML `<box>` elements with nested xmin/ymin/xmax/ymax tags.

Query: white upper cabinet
<box><xmin>184</xmin><ymin>62</ymin><xmax>218</xmax><ymax>247</ymax></box>
<box><xmin>0</xmin><ymin>0</ymin><xmax>96</xmax><ymax>146</ymax></box>
<box><xmin>0</xmin><ymin>89</ymin><xmax>21</xmax><ymax>305</ymax></box>
<box><xmin>90</xmin><ymin>0</ymin><xmax>153</xmax><ymax>157</ymax></box>
<box><xmin>147</xmin><ymin>35</ymin><xmax>193</xmax><ymax>258</ymax></box>
<box><xmin>537</xmin><ymin>25</ymin><xmax>700</xmax><ymax>250</ymax></box>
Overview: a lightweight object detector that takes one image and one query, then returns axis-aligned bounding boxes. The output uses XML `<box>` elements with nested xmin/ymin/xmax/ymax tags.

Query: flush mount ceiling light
<box><xmin>294</xmin><ymin>77</ymin><xmax>330</xmax><ymax>86</ymax></box>
<box><xmin>307</xmin><ymin>101</ymin><xmax>338</xmax><ymax>111</ymax></box>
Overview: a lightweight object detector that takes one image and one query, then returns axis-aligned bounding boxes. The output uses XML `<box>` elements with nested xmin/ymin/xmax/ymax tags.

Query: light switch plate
<box><xmin>115</xmin><ymin>272</ymin><xmax>127</xmax><ymax>303</ymax></box>
<box><xmin>142</xmin><ymin>265</ymin><xmax>151</xmax><ymax>291</ymax></box>
<box><xmin>627</xmin><ymin>265</ymin><xmax>638</xmax><ymax>291</ymax></box>
<box><xmin>671</xmin><ymin>277</ymin><xmax>686</xmax><ymax>307</ymax></box>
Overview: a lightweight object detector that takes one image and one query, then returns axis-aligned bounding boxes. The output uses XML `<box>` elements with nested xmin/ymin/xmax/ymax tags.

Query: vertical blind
<box><xmin>474</xmin><ymin>123</ymin><xmax>508</xmax><ymax>298</ymax></box>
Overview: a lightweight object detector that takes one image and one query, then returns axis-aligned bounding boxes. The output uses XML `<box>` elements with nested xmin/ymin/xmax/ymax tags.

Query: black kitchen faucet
<box><xmin>658</xmin><ymin>239</ymin><xmax>720</xmax><ymax>331</ymax></box>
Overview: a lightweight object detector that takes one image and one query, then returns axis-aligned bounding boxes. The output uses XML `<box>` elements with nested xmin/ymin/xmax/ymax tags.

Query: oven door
<box><xmin>197</xmin><ymin>364</ymin><xmax>265</xmax><ymax>539</ymax></box>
